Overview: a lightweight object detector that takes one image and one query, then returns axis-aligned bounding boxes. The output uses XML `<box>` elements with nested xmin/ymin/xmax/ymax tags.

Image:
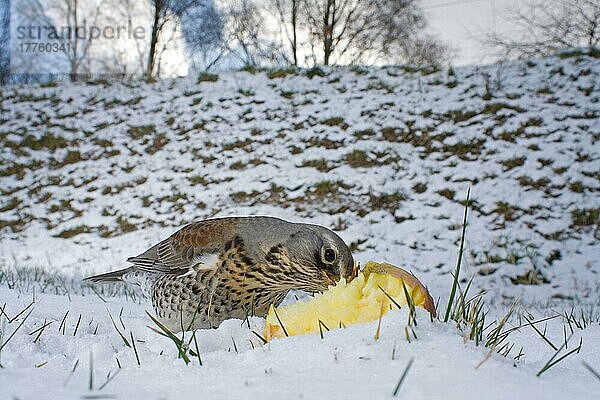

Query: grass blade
<box><xmin>73</xmin><ymin>314</ymin><xmax>82</xmax><ymax>336</ymax></box>
<box><xmin>582</xmin><ymin>361</ymin><xmax>600</xmax><ymax>381</ymax></box>
<box><xmin>58</xmin><ymin>310</ymin><xmax>69</xmax><ymax>335</ymax></box>
<box><xmin>523</xmin><ymin>315</ymin><xmax>558</xmax><ymax>350</ymax></box>
<box><xmin>107</xmin><ymin>310</ymin><xmax>130</xmax><ymax>348</ymax></box>
<box><xmin>130</xmin><ymin>331</ymin><xmax>141</xmax><ymax>366</ymax></box>
<box><xmin>444</xmin><ymin>187</ymin><xmax>470</xmax><ymax>322</ymax></box>
<box><xmin>145</xmin><ymin>311</ymin><xmax>190</xmax><ymax>364</ymax></box>
<box><xmin>537</xmin><ymin>337</ymin><xmax>582</xmax><ymax>377</ymax></box>
<box><xmin>401</xmin><ymin>281</ymin><xmax>417</xmax><ymax>327</ymax></box>
<box><xmin>251</xmin><ymin>330</ymin><xmax>268</xmax><ymax>345</ymax></box>
<box><xmin>272</xmin><ymin>307</ymin><xmax>289</xmax><ymax>337</ymax></box>
<box><xmin>393</xmin><ymin>358</ymin><xmax>414</xmax><ymax>396</ymax></box>
<box><xmin>88</xmin><ymin>351</ymin><xmax>94</xmax><ymax>391</ymax></box>
<box><xmin>0</xmin><ymin>308</ymin><xmax>33</xmax><ymax>352</ymax></box>
<box><xmin>8</xmin><ymin>301</ymin><xmax>34</xmax><ymax>323</ymax></box>
<box><xmin>98</xmin><ymin>369</ymin><xmax>121</xmax><ymax>391</ymax></box>
<box><xmin>192</xmin><ymin>331</ymin><xmax>203</xmax><ymax>366</ymax></box>
<box><xmin>374</xmin><ymin>296</ymin><xmax>385</xmax><ymax>340</ymax></box>
<box><xmin>378</xmin><ymin>286</ymin><xmax>402</xmax><ymax>310</ymax></box>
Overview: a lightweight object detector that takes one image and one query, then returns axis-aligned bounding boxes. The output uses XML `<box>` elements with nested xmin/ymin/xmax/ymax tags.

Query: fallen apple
<box><xmin>264</xmin><ymin>261</ymin><xmax>436</xmax><ymax>340</ymax></box>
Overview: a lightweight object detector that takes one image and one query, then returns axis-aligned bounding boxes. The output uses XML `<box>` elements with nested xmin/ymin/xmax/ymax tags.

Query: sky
<box><xmin>2</xmin><ymin>0</ymin><xmax>533</xmax><ymax>77</ymax></box>
<box><xmin>424</xmin><ymin>0</ymin><xmax>523</xmax><ymax>65</ymax></box>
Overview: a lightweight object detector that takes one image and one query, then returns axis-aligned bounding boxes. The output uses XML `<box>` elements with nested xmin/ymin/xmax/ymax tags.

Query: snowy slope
<box><xmin>1</xmin><ymin>53</ymin><xmax>599</xmax><ymax>303</ymax></box>
<box><xmin>1</xmin><ymin>285</ymin><xmax>598</xmax><ymax>400</ymax></box>
<box><xmin>1</xmin><ymin>52</ymin><xmax>600</xmax><ymax>399</ymax></box>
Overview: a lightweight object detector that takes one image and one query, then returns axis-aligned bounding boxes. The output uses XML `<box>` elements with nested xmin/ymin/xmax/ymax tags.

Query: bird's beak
<box><xmin>349</xmin><ymin>264</ymin><xmax>360</xmax><ymax>281</ymax></box>
<box><xmin>324</xmin><ymin>270</ymin><xmax>338</xmax><ymax>287</ymax></box>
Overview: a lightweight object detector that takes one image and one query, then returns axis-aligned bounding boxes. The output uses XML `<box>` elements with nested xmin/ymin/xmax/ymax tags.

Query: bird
<box><xmin>84</xmin><ymin>216</ymin><xmax>355</xmax><ymax>332</ymax></box>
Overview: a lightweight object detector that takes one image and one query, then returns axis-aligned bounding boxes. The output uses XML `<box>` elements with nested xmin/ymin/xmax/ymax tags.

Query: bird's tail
<box><xmin>83</xmin><ymin>267</ymin><xmax>132</xmax><ymax>283</ymax></box>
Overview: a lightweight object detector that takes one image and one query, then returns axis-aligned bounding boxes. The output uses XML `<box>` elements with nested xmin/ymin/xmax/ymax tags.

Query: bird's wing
<box><xmin>127</xmin><ymin>219</ymin><xmax>238</xmax><ymax>275</ymax></box>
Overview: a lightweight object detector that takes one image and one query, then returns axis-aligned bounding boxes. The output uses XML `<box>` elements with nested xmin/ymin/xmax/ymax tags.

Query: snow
<box><xmin>1</xmin><ymin>286</ymin><xmax>598</xmax><ymax>400</ymax></box>
<box><xmin>1</xmin><ymin>51</ymin><xmax>600</xmax><ymax>398</ymax></box>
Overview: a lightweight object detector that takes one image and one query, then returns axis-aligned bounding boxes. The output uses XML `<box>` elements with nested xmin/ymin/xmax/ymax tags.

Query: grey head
<box><xmin>245</xmin><ymin>217</ymin><xmax>355</xmax><ymax>292</ymax></box>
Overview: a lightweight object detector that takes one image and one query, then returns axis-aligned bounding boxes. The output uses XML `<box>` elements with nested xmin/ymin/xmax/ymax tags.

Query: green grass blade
<box><xmin>145</xmin><ymin>311</ymin><xmax>190</xmax><ymax>364</ymax></box>
<box><xmin>444</xmin><ymin>188</ymin><xmax>470</xmax><ymax>322</ymax></box>
<box><xmin>393</xmin><ymin>358</ymin><xmax>414</xmax><ymax>396</ymax></box>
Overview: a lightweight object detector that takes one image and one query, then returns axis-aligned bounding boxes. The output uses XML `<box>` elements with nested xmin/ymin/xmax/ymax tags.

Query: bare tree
<box><xmin>486</xmin><ymin>0</ymin><xmax>600</xmax><ymax>58</ymax></box>
<box><xmin>104</xmin><ymin>0</ymin><xmax>149</xmax><ymax>77</ymax></box>
<box><xmin>95</xmin><ymin>48</ymin><xmax>128</xmax><ymax>78</ymax></box>
<box><xmin>48</xmin><ymin>0</ymin><xmax>103</xmax><ymax>81</ymax></box>
<box><xmin>15</xmin><ymin>0</ymin><xmax>103</xmax><ymax>81</ymax></box>
<box><xmin>223</xmin><ymin>0</ymin><xmax>281</xmax><ymax>66</ymax></box>
<box><xmin>223</xmin><ymin>0</ymin><xmax>261</xmax><ymax>66</ymax></box>
<box><xmin>155</xmin><ymin>14</ymin><xmax>177</xmax><ymax>77</ymax></box>
<box><xmin>145</xmin><ymin>0</ymin><xmax>205</xmax><ymax>80</ymax></box>
<box><xmin>377</xmin><ymin>0</ymin><xmax>450</xmax><ymax>66</ymax></box>
<box><xmin>399</xmin><ymin>35</ymin><xmax>453</xmax><ymax>67</ymax></box>
<box><xmin>0</xmin><ymin>0</ymin><xmax>9</xmax><ymax>84</ymax></box>
<box><xmin>268</xmin><ymin>0</ymin><xmax>300</xmax><ymax>65</ymax></box>
<box><xmin>301</xmin><ymin>0</ymin><xmax>446</xmax><ymax>66</ymax></box>
<box><xmin>146</xmin><ymin>0</ymin><xmax>166</xmax><ymax>79</ymax></box>
<box><xmin>180</xmin><ymin>1</ymin><xmax>224</xmax><ymax>71</ymax></box>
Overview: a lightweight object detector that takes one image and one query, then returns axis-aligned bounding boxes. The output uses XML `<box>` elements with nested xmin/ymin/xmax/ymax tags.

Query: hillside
<box><xmin>2</xmin><ymin>53</ymin><xmax>599</xmax><ymax>303</ymax></box>
<box><xmin>1</xmin><ymin>53</ymin><xmax>600</xmax><ymax>399</ymax></box>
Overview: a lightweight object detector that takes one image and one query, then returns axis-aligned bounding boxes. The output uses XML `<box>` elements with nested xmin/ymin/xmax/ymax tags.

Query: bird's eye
<box><xmin>322</xmin><ymin>247</ymin><xmax>337</xmax><ymax>264</ymax></box>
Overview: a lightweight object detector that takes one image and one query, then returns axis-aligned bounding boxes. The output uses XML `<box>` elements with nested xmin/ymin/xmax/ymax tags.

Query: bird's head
<box><xmin>274</xmin><ymin>223</ymin><xmax>355</xmax><ymax>292</ymax></box>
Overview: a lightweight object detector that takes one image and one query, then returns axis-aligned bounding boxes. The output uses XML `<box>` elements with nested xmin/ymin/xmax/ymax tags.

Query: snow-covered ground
<box><xmin>1</xmin><ymin>51</ymin><xmax>599</xmax><ymax>398</ymax></box>
<box><xmin>1</xmin><ymin>283</ymin><xmax>599</xmax><ymax>399</ymax></box>
<box><xmin>1</xmin><ymin>284</ymin><xmax>599</xmax><ymax>400</ymax></box>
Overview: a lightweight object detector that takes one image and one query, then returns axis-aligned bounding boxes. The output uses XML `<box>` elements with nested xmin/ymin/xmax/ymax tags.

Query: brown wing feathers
<box><xmin>89</xmin><ymin>220</ymin><xmax>236</xmax><ymax>282</ymax></box>
<box><xmin>85</xmin><ymin>218</ymin><xmax>239</xmax><ymax>282</ymax></box>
